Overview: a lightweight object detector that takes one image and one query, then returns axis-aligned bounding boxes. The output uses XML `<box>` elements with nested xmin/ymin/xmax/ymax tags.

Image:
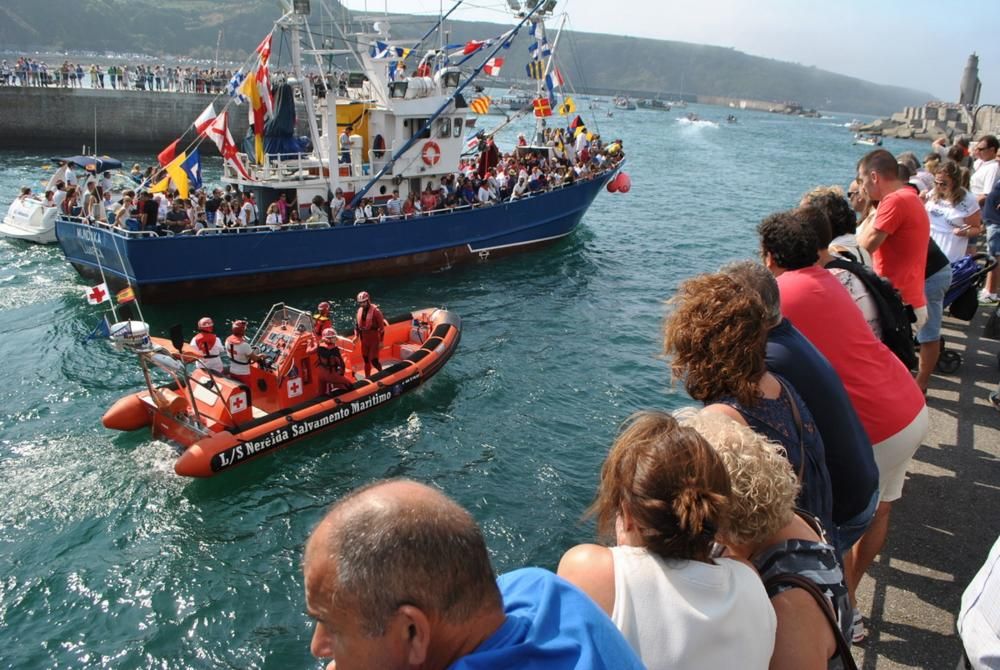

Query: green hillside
<box><xmin>0</xmin><ymin>0</ymin><xmax>933</xmax><ymax>114</ymax></box>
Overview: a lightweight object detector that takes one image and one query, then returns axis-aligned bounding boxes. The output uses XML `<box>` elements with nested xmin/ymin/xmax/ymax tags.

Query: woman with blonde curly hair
<box><xmin>557</xmin><ymin>411</ymin><xmax>776</xmax><ymax>669</ymax></box>
<box><xmin>681</xmin><ymin>411</ymin><xmax>854</xmax><ymax>670</ymax></box>
<box><xmin>662</xmin><ymin>271</ymin><xmax>834</xmax><ymax>536</ymax></box>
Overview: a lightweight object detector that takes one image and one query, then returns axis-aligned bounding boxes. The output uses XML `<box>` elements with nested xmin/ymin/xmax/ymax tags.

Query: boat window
<box><xmin>437</xmin><ymin>117</ymin><xmax>451</xmax><ymax>138</ymax></box>
<box><xmin>405</xmin><ymin>118</ymin><xmax>431</xmax><ymax>140</ymax></box>
<box><xmin>452</xmin><ymin>120</ymin><xmax>462</xmax><ymax>138</ymax></box>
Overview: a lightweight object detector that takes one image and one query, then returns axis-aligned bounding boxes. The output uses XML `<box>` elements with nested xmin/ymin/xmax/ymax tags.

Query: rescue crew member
<box><xmin>226</xmin><ymin>320</ymin><xmax>260</xmax><ymax>384</ymax></box>
<box><xmin>313</xmin><ymin>301</ymin><xmax>333</xmax><ymax>337</ymax></box>
<box><xmin>354</xmin><ymin>290</ymin><xmax>385</xmax><ymax>377</ymax></box>
<box><xmin>190</xmin><ymin>317</ymin><xmax>225</xmax><ymax>374</ymax></box>
<box><xmin>307</xmin><ymin>328</ymin><xmax>353</xmax><ymax>393</ymax></box>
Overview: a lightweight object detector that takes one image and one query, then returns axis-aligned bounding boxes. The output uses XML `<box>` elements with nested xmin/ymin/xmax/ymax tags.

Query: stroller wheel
<box><xmin>937</xmin><ymin>350</ymin><xmax>962</xmax><ymax>374</ymax></box>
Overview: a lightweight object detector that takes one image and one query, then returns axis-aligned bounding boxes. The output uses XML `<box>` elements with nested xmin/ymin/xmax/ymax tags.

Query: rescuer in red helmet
<box><xmin>190</xmin><ymin>316</ymin><xmax>225</xmax><ymax>374</ymax></box>
<box><xmin>225</xmin><ymin>320</ymin><xmax>261</xmax><ymax>384</ymax></box>
<box><xmin>307</xmin><ymin>327</ymin><xmax>353</xmax><ymax>393</ymax></box>
<box><xmin>354</xmin><ymin>291</ymin><xmax>385</xmax><ymax>377</ymax></box>
<box><xmin>313</xmin><ymin>301</ymin><xmax>333</xmax><ymax>337</ymax></box>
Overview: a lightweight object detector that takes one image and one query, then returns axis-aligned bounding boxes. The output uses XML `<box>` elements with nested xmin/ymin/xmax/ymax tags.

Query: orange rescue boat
<box><xmin>102</xmin><ymin>303</ymin><xmax>461</xmax><ymax>477</ymax></box>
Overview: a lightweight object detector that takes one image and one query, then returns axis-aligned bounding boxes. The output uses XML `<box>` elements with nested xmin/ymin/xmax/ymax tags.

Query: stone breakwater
<box><xmin>858</xmin><ymin>102</ymin><xmax>1000</xmax><ymax>142</ymax></box>
<box><xmin>0</xmin><ymin>87</ymin><xmax>307</xmax><ymax>153</ymax></box>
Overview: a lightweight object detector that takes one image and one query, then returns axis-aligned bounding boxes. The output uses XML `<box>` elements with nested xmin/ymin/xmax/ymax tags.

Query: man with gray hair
<box><xmin>303</xmin><ymin>478</ymin><xmax>642</xmax><ymax>670</ymax></box>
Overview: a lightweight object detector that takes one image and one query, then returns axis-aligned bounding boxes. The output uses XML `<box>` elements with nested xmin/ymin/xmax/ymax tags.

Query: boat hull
<box><xmin>55</xmin><ymin>171</ymin><xmax>617</xmax><ymax>302</ymax></box>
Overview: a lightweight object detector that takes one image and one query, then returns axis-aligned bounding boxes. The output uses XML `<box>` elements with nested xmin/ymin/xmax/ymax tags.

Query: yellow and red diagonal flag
<box><xmin>532</xmin><ymin>97</ymin><xmax>552</xmax><ymax>117</ymax></box>
<box><xmin>470</xmin><ymin>96</ymin><xmax>491</xmax><ymax>115</ymax></box>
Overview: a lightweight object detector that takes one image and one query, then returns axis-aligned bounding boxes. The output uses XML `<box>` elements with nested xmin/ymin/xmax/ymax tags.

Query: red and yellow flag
<box><xmin>116</xmin><ymin>286</ymin><xmax>136</xmax><ymax>304</ymax></box>
<box><xmin>532</xmin><ymin>97</ymin><xmax>552</xmax><ymax>117</ymax></box>
<box><xmin>470</xmin><ymin>96</ymin><xmax>491</xmax><ymax>115</ymax></box>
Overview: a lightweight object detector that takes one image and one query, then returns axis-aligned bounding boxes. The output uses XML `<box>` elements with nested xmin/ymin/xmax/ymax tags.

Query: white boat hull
<box><xmin>0</xmin><ymin>199</ymin><xmax>58</xmax><ymax>244</ymax></box>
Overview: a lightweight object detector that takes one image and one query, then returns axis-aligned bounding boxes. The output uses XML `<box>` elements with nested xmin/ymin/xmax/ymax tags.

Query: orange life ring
<box><xmin>421</xmin><ymin>141</ymin><xmax>441</xmax><ymax>166</ymax></box>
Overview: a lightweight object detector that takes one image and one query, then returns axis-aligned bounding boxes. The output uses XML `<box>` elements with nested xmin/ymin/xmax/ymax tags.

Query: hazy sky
<box><xmin>338</xmin><ymin>0</ymin><xmax>999</xmax><ymax>102</ymax></box>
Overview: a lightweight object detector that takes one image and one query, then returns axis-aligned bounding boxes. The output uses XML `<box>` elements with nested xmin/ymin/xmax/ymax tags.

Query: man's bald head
<box><xmin>305</xmin><ymin>479</ymin><xmax>501</xmax><ymax>635</ymax></box>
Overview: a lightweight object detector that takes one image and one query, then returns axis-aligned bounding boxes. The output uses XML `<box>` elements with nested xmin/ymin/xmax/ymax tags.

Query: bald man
<box><xmin>303</xmin><ymin>479</ymin><xmax>642</xmax><ymax>670</ymax></box>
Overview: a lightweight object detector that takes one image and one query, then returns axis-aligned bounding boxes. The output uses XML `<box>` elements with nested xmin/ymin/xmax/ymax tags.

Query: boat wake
<box><xmin>676</xmin><ymin>118</ymin><xmax>719</xmax><ymax>129</ymax></box>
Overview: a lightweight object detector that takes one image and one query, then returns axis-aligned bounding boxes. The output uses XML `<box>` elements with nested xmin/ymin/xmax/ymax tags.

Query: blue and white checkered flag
<box><xmin>226</xmin><ymin>68</ymin><xmax>247</xmax><ymax>103</ymax></box>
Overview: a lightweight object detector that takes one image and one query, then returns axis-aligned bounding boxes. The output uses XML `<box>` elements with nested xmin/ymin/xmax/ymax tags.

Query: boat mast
<box><xmin>534</xmin><ymin>12</ymin><xmax>566</xmax><ymax>144</ymax></box>
<box><xmin>348</xmin><ymin>0</ymin><xmax>546</xmax><ymax>208</ymax></box>
<box><xmin>285</xmin><ymin>9</ymin><xmax>331</xmax><ymax>194</ymax></box>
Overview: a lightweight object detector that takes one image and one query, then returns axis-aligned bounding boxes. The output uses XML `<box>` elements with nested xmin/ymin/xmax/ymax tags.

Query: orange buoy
<box><xmin>617</xmin><ymin>172</ymin><xmax>631</xmax><ymax>193</ymax></box>
<box><xmin>606</xmin><ymin>176</ymin><xmax>620</xmax><ymax>193</ymax></box>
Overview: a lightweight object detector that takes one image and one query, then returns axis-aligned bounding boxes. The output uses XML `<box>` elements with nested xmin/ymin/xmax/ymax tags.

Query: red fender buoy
<box><xmin>607</xmin><ymin>176</ymin><xmax>620</xmax><ymax>193</ymax></box>
<box><xmin>617</xmin><ymin>172</ymin><xmax>631</xmax><ymax>193</ymax></box>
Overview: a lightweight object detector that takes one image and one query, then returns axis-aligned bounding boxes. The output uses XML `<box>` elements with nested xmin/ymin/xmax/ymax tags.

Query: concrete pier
<box><xmin>0</xmin><ymin>87</ymin><xmax>307</xmax><ymax>153</ymax></box>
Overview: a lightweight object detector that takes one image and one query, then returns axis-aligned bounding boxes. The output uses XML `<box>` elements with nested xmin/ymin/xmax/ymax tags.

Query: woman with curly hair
<box><xmin>557</xmin><ymin>411</ymin><xmax>776</xmax><ymax>669</ymax></box>
<box><xmin>681</xmin><ymin>411</ymin><xmax>854</xmax><ymax>670</ymax></box>
<box><xmin>662</xmin><ymin>271</ymin><xmax>834</xmax><ymax>535</ymax></box>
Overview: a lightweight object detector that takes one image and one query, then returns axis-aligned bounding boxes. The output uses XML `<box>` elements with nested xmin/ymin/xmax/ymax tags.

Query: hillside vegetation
<box><xmin>0</xmin><ymin>0</ymin><xmax>933</xmax><ymax>114</ymax></box>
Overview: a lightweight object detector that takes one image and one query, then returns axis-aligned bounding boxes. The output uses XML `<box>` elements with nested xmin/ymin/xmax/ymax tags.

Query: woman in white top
<box><xmin>925</xmin><ymin>160</ymin><xmax>982</xmax><ymax>262</ymax></box>
<box><xmin>265</xmin><ymin>202</ymin><xmax>282</xmax><ymax>230</ymax></box>
<box><xmin>557</xmin><ymin>411</ymin><xmax>776</xmax><ymax>670</ymax></box>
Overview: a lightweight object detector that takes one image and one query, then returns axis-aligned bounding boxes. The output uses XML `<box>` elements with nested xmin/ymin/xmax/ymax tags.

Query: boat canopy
<box><xmin>51</xmin><ymin>156</ymin><xmax>124</xmax><ymax>173</ymax></box>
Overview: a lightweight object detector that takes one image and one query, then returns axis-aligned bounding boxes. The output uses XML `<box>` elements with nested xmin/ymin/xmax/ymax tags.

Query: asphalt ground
<box><xmin>852</xmin><ymin>302</ymin><xmax>1000</xmax><ymax>669</ymax></box>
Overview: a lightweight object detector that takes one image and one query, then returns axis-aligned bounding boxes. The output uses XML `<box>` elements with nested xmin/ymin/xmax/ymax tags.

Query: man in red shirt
<box><xmin>857</xmin><ymin>149</ymin><xmax>930</xmax><ymax>331</ymax></box>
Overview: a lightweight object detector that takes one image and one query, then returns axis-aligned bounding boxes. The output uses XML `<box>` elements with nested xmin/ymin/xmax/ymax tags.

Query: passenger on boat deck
<box><xmin>43</xmin><ymin>190</ymin><xmax>54</xmax><ymax>208</ymax></box>
<box><xmin>304</xmin><ymin>478</ymin><xmax>644</xmax><ymax>670</ymax></box>
<box><xmin>52</xmin><ymin>181</ymin><xmax>67</xmax><ymax>209</ymax></box>
<box><xmin>420</xmin><ymin>183</ymin><xmax>438</xmax><ymax>213</ymax></box>
<box><xmin>190</xmin><ymin>317</ymin><xmax>225</xmax><ymax>374</ymax></box>
<box><xmin>265</xmin><ymin>203</ymin><xmax>282</xmax><ymax>230</ymax></box>
<box><xmin>339</xmin><ymin>125</ymin><xmax>353</xmax><ymax>166</ymax></box>
<box><xmin>307</xmin><ymin>328</ymin><xmax>353</xmax><ymax>394</ymax></box>
<box><xmin>402</xmin><ymin>192</ymin><xmax>418</xmax><ymax>218</ymax></box>
<box><xmin>275</xmin><ymin>192</ymin><xmax>290</xmax><ymax>223</ymax></box>
<box><xmin>355</xmin><ymin>291</ymin><xmax>385</xmax><ymax>377</ymax></box>
<box><xmin>313</xmin><ymin>302</ymin><xmax>333</xmax><ymax>337</ymax></box>
<box><xmin>306</xmin><ymin>195</ymin><xmax>326</xmax><ymax>224</ymax></box>
<box><xmin>239</xmin><ymin>192</ymin><xmax>257</xmax><ymax>227</ymax></box>
<box><xmin>138</xmin><ymin>192</ymin><xmax>159</xmax><ymax>232</ymax></box>
<box><xmin>61</xmin><ymin>186</ymin><xmax>78</xmax><ymax>216</ymax></box>
<box><xmin>356</xmin><ymin>198</ymin><xmax>374</xmax><ymax>224</ymax></box>
<box><xmin>385</xmin><ymin>190</ymin><xmax>402</xmax><ymax>217</ymax></box>
<box><xmin>111</xmin><ymin>195</ymin><xmax>132</xmax><ymax>226</ymax></box>
<box><xmin>165</xmin><ymin>200</ymin><xmax>191</xmax><ymax>233</ymax></box>
<box><xmin>330</xmin><ymin>189</ymin><xmax>345</xmax><ymax>224</ymax></box>
<box><xmin>17</xmin><ymin>186</ymin><xmax>31</xmax><ymax>201</ymax></box>
<box><xmin>556</xmin><ymin>410</ymin><xmax>777</xmax><ymax>669</ymax></box>
<box><xmin>216</xmin><ymin>202</ymin><xmax>238</xmax><ymax>228</ymax></box>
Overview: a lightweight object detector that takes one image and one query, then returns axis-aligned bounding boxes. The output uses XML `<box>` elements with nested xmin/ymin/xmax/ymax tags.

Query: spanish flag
<box><xmin>240</xmin><ymin>72</ymin><xmax>267</xmax><ymax>165</ymax></box>
<box><xmin>470</xmin><ymin>96</ymin><xmax>491</xmax><ymax>115</ymax></box>
<box><xmin>116</xmin><ymin>286</ymin><xmax>136</xmax><ymax>304</ymax></box>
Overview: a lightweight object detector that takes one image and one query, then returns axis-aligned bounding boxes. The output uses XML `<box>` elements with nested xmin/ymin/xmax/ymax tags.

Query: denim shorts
<box><xmin>988</xmin><ymin>224</ymin><xmax>1000</xmax><ymax>257</ymax></box>
<box><xmin>835</xmin><ymin>487</ymin><xmax>879</xmax><ymax>554</ymax></box>
<box><xmin>917</xmin><ymin>263</ymin><xmax>954</xmax><ymax>344</ymax></box>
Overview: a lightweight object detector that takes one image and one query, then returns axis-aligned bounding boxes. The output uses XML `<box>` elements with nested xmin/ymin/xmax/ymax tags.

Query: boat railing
<box><xmin>224</xmin><ymin>152</ymin><xmax>327</xmax><ymax>183</ymax></box>
<box><xmin>194</xmin><ymin>221</ymin><xmax>332</xmax><ymax>235</ymax></box>
<box><xmin>58</xmin><ymin>214</ymin><xmax>160</xmax><ymax>238</ymax></box>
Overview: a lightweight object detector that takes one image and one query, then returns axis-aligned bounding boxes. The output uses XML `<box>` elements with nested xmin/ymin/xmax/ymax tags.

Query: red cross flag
<box><xmin>85</xmin><ymin>283</ymin><xmax>110</xmax><ymax>305</ymax></box>
<box><xmin>228</xmin><ymin>391</ymin><xmax>248</xmax><ymax>414</ymax></box>
<box><xmin>287</xmin><ymin>378</ymin><xmax>303</xmax><ymax>398</ymax></box>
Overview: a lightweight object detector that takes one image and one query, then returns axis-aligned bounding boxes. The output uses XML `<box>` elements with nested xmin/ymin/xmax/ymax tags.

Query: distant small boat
<box><xmin>637</xmin><ymin>99</ymin><xmax>671</xmax><ymax>111</ymax></box>
<box><xmin>726</xmin><ymin>114</ymin><xmax>738</xmax><ymax>123</ymax></box>
<box><xmin>613</xmin><ymin>96</ymin><xmax>636</xmax><ymax>111</ymax></box>
<box><xmin>853</xmin><ymin>134</ymin><xmax>882</xmax><ymax>146</ymax></box>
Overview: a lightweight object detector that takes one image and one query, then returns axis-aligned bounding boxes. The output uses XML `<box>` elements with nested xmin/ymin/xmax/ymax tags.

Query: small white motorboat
<box><xmin>0</xmin><ymin>197</ymin><xmax>59</xmax><ymax>244</ymax></box>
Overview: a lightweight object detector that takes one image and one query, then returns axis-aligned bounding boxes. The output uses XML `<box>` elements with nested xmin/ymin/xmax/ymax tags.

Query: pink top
<box><xmin>777</xmin><ymin>265</ymin><xmax>924</xmax><ymax>445</ymax></box>
<box><xmin>873</xmin><ymin>188</ymin><xmax>930</xmax><ymax>308</ymax></box>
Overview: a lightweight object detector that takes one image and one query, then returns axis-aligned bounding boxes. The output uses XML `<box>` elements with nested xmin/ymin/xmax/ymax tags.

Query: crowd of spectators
<box><xmin>299</xmin><ymin>143</ymin><xmax>999</xmax><ymax>670</ymax></box>
<box><xmin>0</xmin><ymin>57</ymin><xmax>281</xmax><ymax>94</ymax></box>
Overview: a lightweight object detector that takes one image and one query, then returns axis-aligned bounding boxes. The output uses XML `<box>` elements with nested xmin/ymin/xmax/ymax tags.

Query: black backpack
<box><xmin>826</xmin><ymin>257</ymin><xmax>918</xmax><ymax>370</ymax></box>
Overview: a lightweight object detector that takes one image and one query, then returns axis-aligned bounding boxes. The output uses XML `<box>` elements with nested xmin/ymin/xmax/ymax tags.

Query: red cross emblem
<box><xmin>233</xmin><ymin>396</ymin><xmax>244</xmax><ymax>409</ymax></box>
<box><xmin>288</xmin><ymin>380</ymin><xmax>302</xmax><ymax>397</ymax></box>
<box><xmin>88</xmin><ymin>285</ymin><xmax>106</xmax><ymax>303</ymax></box>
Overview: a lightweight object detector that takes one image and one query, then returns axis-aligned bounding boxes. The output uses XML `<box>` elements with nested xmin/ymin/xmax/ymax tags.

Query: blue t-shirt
<box><xmin>766</xmin><ymin>319</ymin><xmax>878</xmax><ymax>524</ymax></box>
<box><xmin>983</xmin><ymin>178</ymin><xmax>1000</xmax><ymax>227</ymax></box>
<box><xmin>449</xmin><ymin>568</ymin><xmax>644</xmax><ymax>670</ymax></box>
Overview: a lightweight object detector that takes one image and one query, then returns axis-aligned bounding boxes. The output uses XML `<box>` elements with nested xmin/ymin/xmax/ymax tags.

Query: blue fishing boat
<box><xmin>54</xmin><ymin>0</ymin><xmax>625</xmax><ymax>303</ymax></box>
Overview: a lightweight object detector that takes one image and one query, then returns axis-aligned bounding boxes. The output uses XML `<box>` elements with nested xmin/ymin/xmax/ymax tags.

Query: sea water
<box><xmin>0</xmin><ymin>106</ymin><xmax>926</xmax><ymax>668</ymax></box>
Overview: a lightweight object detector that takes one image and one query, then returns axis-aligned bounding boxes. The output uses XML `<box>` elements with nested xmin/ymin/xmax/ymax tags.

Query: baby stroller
<box><xmin>936</xmin><ymin>253</ymin><xmax>997</xmax><ymax>373</ymax></box>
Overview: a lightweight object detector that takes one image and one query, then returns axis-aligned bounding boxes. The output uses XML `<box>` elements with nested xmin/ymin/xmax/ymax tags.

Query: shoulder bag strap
<box><xmin>764</xmin><ymin>572</ymin><xmax>859</xmax><ymax>670</ymax></box>
<box><xmin>775</xmin><ymin>377</ymin><xmax>806</xmax><ymax>484</ymax></box>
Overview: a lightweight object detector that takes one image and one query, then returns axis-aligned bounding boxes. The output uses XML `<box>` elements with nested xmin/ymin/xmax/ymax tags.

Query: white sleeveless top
<box><xmin>610</xmin><ymin>545</ymin><xmax>776</xmax><ymax>670</ymax></box>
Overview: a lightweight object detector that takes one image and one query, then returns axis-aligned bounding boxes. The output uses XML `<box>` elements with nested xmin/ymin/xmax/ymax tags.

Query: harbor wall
<box><xmin>0</xmin><ymin>87</ymin><xmax>308</xmax><ymax>154</ymax></box>
<box><xmin>858</xmin><ymin>102</ymin><xmax>1000</xmax><ymax>141</ymax></box>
